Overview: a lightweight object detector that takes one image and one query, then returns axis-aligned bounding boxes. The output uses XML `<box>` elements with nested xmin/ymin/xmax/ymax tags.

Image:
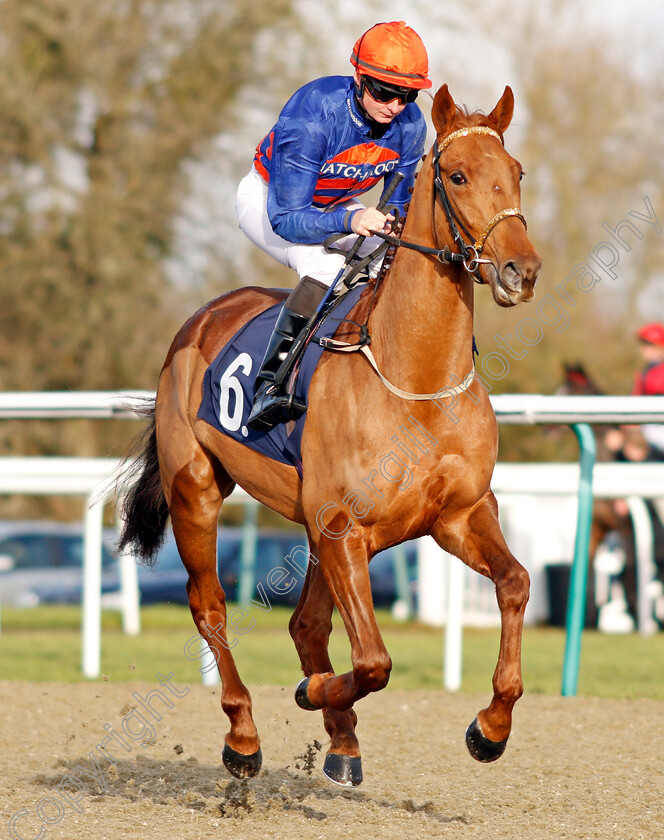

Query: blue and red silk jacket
<box><xmin>253</xmin><ymin>76</ymin><xmax>427</xmax><ymax>244</ymax></box>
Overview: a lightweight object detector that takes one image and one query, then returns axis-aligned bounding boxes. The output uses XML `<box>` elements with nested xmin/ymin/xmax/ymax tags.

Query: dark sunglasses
<box><xmin>362</xmin><ymin>75</ymin><xmax>418</xmax><ymax>105</ymax></box>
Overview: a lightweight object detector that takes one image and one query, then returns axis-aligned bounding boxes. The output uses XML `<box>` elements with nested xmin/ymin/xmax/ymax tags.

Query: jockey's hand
<box><xmin>351</xmin><ymin>207</ymin><xmax>394</xmax><ymax>237</ymax></box>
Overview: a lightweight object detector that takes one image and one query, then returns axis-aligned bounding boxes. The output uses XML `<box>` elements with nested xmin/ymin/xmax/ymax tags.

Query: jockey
<box><xmin>236</xmin><ymin>20</ymin><xmax>431</xmax><ymax>430</ymax></box>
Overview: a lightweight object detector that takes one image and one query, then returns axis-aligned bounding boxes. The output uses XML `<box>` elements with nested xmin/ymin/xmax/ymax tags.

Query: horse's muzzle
<box><xmin>490</xmin><ymin>252</ymin><xmax>542</xmax><ymax>306</ymax></box>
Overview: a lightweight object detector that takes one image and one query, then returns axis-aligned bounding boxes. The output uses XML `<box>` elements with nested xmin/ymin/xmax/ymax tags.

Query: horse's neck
<box><xmin>369</xmin><ymin>165</ymin><xmax>475</xmax><ymax>392</ymax></box>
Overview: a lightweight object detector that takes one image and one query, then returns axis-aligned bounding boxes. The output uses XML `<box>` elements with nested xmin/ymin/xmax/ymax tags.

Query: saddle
<box><xmin>197</xmin><ymin>284</ymin><xmax>369</xmax><ymax>471</ymax></box>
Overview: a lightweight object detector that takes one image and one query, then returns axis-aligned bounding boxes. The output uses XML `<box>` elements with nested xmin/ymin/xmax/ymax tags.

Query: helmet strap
<box><xmin>353</xmin><ymin>77</ymin><xmax>388</xmax><ymax>139</ymax></box>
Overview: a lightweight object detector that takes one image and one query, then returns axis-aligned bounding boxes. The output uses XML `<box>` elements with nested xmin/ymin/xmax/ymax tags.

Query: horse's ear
<box><xmin>487</xmin><ymin>86</ymin><xmax>514</xmax><ymax>135</ymax></box>
<box><xmin>432</xmin><ymin>84</ymin><xmax>457</xmax><ymax>137</ymax></box>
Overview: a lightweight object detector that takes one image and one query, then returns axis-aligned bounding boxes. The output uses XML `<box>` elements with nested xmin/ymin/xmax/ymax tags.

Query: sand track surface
<box><xmin>1</xmin><ymin>681</ymin><xmax>662</xmax><ymax>840</ymax></box>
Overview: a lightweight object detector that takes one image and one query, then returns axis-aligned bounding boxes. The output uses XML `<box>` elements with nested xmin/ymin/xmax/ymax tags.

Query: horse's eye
<box><xmin>450</xmin><ymin>171</ymin><xmax>466</xmax><ymax>186</ymax></box>
<box><xmin>519</xmin><ymin>170</ymin><xmax>526</xmax><ymax>182</ymax></box>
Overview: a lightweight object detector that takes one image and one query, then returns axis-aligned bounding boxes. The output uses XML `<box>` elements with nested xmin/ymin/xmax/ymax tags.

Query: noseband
<box><xmin>373</xmin><ymin>125</ymin><xmax>528</xmax><ymax>284</ymax></box>
<box><xmin>433</xmin><ymin>126</ymin><xmax>527</xmax><ymax>283</ymax></box>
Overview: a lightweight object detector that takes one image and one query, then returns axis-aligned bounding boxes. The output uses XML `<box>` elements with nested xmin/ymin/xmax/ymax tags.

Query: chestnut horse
<box><xmin>119</xmin><ymin>84</ymin><xmax>541</xmax><ymax>787</ymax></box>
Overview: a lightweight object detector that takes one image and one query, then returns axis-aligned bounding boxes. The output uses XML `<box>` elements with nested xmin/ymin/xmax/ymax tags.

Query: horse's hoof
<box><xmin>323</xmin><ymin>753</ymin><xmax>363</xmax><ymax>787</ymax></box>
<box><xmin>295</xmin><ymin>677</ymin><xmax>319</xmax><ymax>711</ymax></box>
<box><xmin>222</xmin><ymin>743</ymin><xmax>263</xmax><ymax>778</ymax></box>
<box><xmin>465</xmin><ymin>717</ymin><xmax>508</xmax><ymax>763</ymax></box>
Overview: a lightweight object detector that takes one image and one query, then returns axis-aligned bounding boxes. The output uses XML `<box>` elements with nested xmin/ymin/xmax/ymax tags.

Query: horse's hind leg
<box><xmin>289</xmin><ymin>558</ymin><xmax>362</xmax><ymax>786</ymax></box>
<box><xmin>433</xmin><ymin>492</ymin><xmax>530</xmax><ymax>763</ymax></box>
<box><xmin>166</xmin><ymin>443</ymin><xmax>262</xmax><ymax>778</ymax></box>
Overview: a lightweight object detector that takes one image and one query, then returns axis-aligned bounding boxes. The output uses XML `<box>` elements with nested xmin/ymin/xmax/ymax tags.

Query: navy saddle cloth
<box><xmin>197</xmin><ymin>286</ymin><xmax>366</xmax><ymax>469</ymax></box>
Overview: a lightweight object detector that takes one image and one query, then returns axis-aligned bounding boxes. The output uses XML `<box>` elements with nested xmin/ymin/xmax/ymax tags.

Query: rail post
<box><xmin>561</xmin><ymin>423</ymin><xmax>597</xmax><ymax>696</ymax></box>
<box><xmin>238</xmin><ymin>500</ymin><xmax>259</xmax><ymax>605</ymax></box>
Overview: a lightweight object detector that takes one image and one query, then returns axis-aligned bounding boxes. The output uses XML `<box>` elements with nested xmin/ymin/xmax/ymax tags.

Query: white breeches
<box><xmin>235</xmin><ymin>168</ymin><xmax>385</xmax><ymax>286</ymax></box>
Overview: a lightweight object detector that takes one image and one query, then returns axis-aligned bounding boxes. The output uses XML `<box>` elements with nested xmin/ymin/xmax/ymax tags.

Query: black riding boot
<box><xmin>247</xmin><ymin>276</ymin><xmax>328</xmax><ymax>431</ymax></box>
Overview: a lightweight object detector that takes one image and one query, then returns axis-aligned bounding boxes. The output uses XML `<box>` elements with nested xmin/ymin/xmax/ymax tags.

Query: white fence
<box><xmin>1</xmin><ymin>391</ymin><xmax>664</xmax><ymax>688</ymax></box>
<box><xmin>418</xmin><ymin>464</ymin><xmax>664</xmax><ymax>628</ymax></box>
<box><xmin>0</xmin><ymin>457</ymin><xmax>131</xmax><ymax>679</ymax></box>
<box><xmin>0</xmin><ymin>455</ymin><xmax>253</xmax><ymax>677</ymax></box>
<box><xmin>0</xmin><ymin>391</ymin><xmax>153</xmax><ymax>419</ymax></box>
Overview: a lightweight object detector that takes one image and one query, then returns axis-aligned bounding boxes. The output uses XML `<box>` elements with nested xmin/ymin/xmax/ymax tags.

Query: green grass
<box><xmin>1</xmin><ymin>605</ymin><xmax>663</xmax><ymax>699</ymax></box>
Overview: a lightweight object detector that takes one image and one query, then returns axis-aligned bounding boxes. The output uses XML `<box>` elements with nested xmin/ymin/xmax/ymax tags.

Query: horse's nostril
<box><xmin>501</xmin><ymin>262</ymin><xmax>522</xmax><ymax>289</ymax></box>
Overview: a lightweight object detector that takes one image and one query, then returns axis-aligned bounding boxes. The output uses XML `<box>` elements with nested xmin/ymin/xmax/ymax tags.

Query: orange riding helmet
<box><xmin>350</xmin><ymin>21</ymin><xmax>432</xmax><ymax>90</ymax></box>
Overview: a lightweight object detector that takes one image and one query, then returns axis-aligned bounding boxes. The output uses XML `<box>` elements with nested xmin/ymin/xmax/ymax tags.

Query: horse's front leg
<box><xmin>434</xmin><ymin>492</ymin><xmax>530</xmax><ymax>762</ymax></box>
<box><xmin>289</xmin><ymin>557</ymin><xmax>362</xmax><ymax>786</ymax></box>
<box><xmin>293</xmin><ymin>532</ymin><xmax>392</xmax><ymax>737</ymax></box>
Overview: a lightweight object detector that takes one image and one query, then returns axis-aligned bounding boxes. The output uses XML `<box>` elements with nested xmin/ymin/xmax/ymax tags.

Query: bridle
<box><xmin>434</xmin><ymin>126</ymin><xmax>528</xmax><ymax>282</ymax></box>
<box><xmin>317</xmin><ymin>127</ymin><xmax>530</xmax><ymax>397</ymax></box>
<box><xmin>374</xmin><ymin>125</ymin><xmax>528</xmax><ymax>284</ymax></box>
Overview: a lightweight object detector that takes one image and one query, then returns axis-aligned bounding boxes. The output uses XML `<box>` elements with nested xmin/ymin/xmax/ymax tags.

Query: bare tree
<box><xmin>474</xmin><ymin>3</ymin><xmax>664</xmax><ymax>395</ymax></box>
<box><xmin>0</xmin><ymin>0</ymin><xmax>298</xmax><ymax>515</ymax></box>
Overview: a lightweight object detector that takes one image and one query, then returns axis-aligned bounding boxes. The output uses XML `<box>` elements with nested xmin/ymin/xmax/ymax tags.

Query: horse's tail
<box><xmin>117</xmin><ymin>400</ymin><xmax>169</xmax><ymax>566</ymax></box>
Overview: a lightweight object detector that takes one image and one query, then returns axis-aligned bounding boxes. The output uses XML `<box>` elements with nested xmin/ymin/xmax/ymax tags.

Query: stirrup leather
<box><xmin>247</xmin><ymin>276</ymin><xmax>328</xmax><ymax>431</ymax></box>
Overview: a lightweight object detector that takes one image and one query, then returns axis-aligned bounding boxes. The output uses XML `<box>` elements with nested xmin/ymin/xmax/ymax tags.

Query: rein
<box><xmin>373</xmin><ymin>126</ymin><xmax>528</xmax><ymax>284</ymax></box>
